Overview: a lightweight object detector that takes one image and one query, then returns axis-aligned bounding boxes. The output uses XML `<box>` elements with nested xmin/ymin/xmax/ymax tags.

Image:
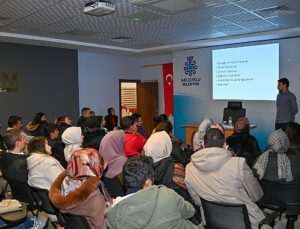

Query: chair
<box><xmin>223</xmin><ymin>108</ymin><xmax>246</xmax><ymax>126</ymax></box>
<box><xmin>260</xmin><ymin>180</ymin><xmax>300</xmax><ymax>229</ymax></box>
<box><xmin>29</xmin><ymin>187</ymin><xmax>66</xmax><ymax>229</ymax></box>
<box><xmin>200</xmin><ymin>197</ymin><xmax>279</xmax><ymax>229</ymax></box>
<box><xmin>63</xmin><ymin>214</ymin><xmax>91</xmax><ymax>229</ymax></box>
<box><xmin>2</xmin><ymin>177</ymin><xmax>39</xmax><ymax>216</ymax></box>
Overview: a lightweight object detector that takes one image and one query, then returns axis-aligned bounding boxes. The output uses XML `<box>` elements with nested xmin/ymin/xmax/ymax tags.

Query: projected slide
<box><xmin>212</xmin><ymin>43</ymin><xmax>279</xmax><ymax>101</ymax></box>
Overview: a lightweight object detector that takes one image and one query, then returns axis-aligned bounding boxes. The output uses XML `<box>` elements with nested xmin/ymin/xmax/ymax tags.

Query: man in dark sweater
<box><xmin>0</xmin><ymin>129</ymin><xmax>28</xmax><ymax>184</ymax></box>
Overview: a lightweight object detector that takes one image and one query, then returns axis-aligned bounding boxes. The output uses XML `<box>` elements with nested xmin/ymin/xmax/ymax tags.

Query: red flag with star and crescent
<box><xmin>163</xmin><ymin>63</ymin><xmax>173</xmax><ymax>116</ymax></box>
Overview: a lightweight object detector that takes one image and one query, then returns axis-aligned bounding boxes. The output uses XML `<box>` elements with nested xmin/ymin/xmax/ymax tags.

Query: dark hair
<box><xmin>204</xmin><ymin>128</ymin><xmax>225</xmax><ymax>148</ymax></box>
<box><xmin>56</xmin><ymin>115</ymin><xmax>70</xmax><ymax>125</ymax></box>
<box><xmin>3</xmin><ymin>129</ymin><xmax>24</xmax><ymax>151</ymax></box>
<box><xmin>120</xmin><ymin>116</ymin><xmax>135</xmax><ymax>130</ymax></box>
<box><xmin>278</xmin><ymin>78</ymin><xmax>289</xmax><ymax>88</ymax></box>
<box><xmin>155</xmin><ymin>121</ymin><xmax>173</xmax><ymax>134</ymax></box>
<box><xmin>7</xmin><ymin>115</ymin><xmax>22</xmax><ymax>128</ymax></box>
<box><xmin>286</xmin><ymin>122</ymin><xmax>300</xmax><ymax>150</ymax></box>
<box><xmin>32</xmin><ymin>112</ymin><xmax>45</xmax><ymax>125</ymax></box>
<box><xmin>45</xmin><ymin>123</ymin><xmax>58</xmax><ymax>137</ymax></box>
<box><xmin>131</xmin><ymin>113</ymin><xmax>141</xmax><ymax>121</ymax></box>
<box><xmin>27</xmin><ymin>137</ymin><xmax>47</xmax><ymax>154</ymax></box>
<box><xmin>81</xmin><ymin>107</ymin><xmax>90</xmax><ymax>114</ymax></box>
<box><xmin>107</xmin><ymin>107</ymin><xmax>114</xmax><ymax>115</ymax></box>
<box><xmin>123</xmin><ymin>155</ymin><xmax>154</xmax><ymax>189</ymax></box>
<box><xmin>85</xmin><ymin>116</ymin><xmax>102</xmax><ymax>129</ymax></box>
<box><xmin>153</xmin><ymin>114</ymin><xmax>168</xmax><ymax>126</ymax></box>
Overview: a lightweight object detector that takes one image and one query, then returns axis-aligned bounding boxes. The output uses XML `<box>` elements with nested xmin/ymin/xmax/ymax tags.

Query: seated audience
<box><xmin>0</xmin><ymin>134</ymin><xmax>4</xmax><ymax>151</ymax></box>
<box><xmin>155</xmin><ymin>120</ymin><xmax>192</xmax><ymax>165</ymax></box>
<box><xmin>131</xmin><ymin>113</ymin><xmax>146</xmax><ymax>137</ymax></box>
<box><xmin>192</xmin><ymin>117</ymin><xmax>213</xmax><ymax>151</ymax></box>
<box><xmin>285</xmin><ymin>122</ymin><xmax>300</xmax><ymax>180</ymax></box>
<box><xmin>0</xmin><ymin>129</ymin><xmax>28</xmax><ymax>183</ymax></box>
<box><xmin>99</xmin><ymin>130</ymin><xmax>127</xmax><ymax>197</ymax></box>
<box><xmin>106</xmin><ymin>155</ymin><xmax>198</xmax><ymax>229</ymax></box>
<box><xmin>49</xmin><ymin>148</ymin><xmax>107</xmax><ymax>229</ymax></box>
<box><xmin>77</xmin><ymin>107</ymin><xmax>91</xmax><ymax>130</ymax></box>
<box><xmin>7</xmin><ymin>115</ymin><xmax>33</xmax><ymax>143</ymax></box>
<box><xmin>185</xmin><ymin>128</ymin><xmax>265</xmax><ymax>229</ymax></box>
<box><xmin>121</xmin><ymin>116</ymin><xmax>146</xmax><ymax>157</ymax></box>
<box><xmin>45</xmin><ymin>123</ymin><xmax>67</xmax><ymax>168</ymax></box>
<box><xmin>61</xmin><ymin>127</ymin><xmax>83</xmax><ymax>162</ymax></box>
<box><xmin>226</xmin><ymin>117</ymin><xmax>261</xmax><ymax>167</ymax></box>
<box><xmin>253</xmin><ymin>128</ymin><xmax>293</xmax><ymax>181</ymax></box>
<box><xmin>104</xmin><ymin>107</ymin><xmax>118</xmax><ymax>131</ymax></box>
<box><xmin>26</xmin><ymin>112</ymin><xmax>48</xmax><ymax>137</ymax></box>
<box><xmin>82</xmin><ymin>116</ymin><xmax>106</xmax><ymax>150</ymax></box>
<box><xmin>27</xmin><ymin>137</ymin><xmax>64</xmax><ymax>190</ymax></box>
<box><xmin>152</xmin><ymin>113</ymin><xmax>168</xmax><ymax>133</ymax></box>
<box><xmin>144</xmin><ymin>126</ymin><xmax>192</xmax><ymax>201</ymax></box>
<box><xmin>56</xmin><ymin>115</ymin><xmax>72</xmax><ymax>140</ymax></box>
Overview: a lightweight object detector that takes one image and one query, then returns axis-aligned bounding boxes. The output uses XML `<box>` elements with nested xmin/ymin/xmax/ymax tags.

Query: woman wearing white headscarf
<box><xmin>253</xmin><ymin>128</ymin><xmax>293</xmax><ymax>181</ymax></box>
<box><xmin>62</xmin><ymin>127</ymin><xmax>83</xmax><ymax>162</ymax></box>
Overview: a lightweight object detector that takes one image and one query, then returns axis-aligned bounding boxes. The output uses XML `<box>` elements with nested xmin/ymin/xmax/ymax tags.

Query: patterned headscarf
<box><xmin>253</xmin><ymin>129</ymin><xmax>293</xmax><ymax>181</ymax></box>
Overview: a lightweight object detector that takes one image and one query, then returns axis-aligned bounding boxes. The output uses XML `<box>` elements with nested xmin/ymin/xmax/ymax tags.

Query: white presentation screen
<box><xmin>212</xmin><ymin>43</ymin><xmax>279</xmax><ymax>101</ymax></box>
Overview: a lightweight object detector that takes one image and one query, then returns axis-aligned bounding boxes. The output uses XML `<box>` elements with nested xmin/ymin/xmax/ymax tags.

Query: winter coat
<box><xmin>185</xmin><ymin>147</ymin><xmax>265</xmax><ymax>229</ymax></box>
<box><xmin>27</xmin><ymin>153</ymin><xmax>64</xmax><ymax>190</ymax></box>
<box><xmin>49</xmin><ymin>171</ymin><xmax>107</xmax><ymax>229</ymax></box>
<box><xmin>106</xmin><ymin>185</ymin><xmax>198</xmax><ymax>229</ymax></box>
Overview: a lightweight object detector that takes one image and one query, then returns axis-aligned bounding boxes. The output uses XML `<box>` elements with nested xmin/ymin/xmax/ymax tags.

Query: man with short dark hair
<box><xmin>7</xmin><ymin>115</ymin><xmax>23</xmax><ymax>129</ymax></box>
<box><xmin>121</xmin><ymin>116</ymin><xmax>146</xmax><ymax>157</ymax></box>
<box><xmin>185</xmin><ymin>128</ymin><xmax>264</xmax><ymax>229</ymax></box>
<box><xmin>106</xmin><ymin>155</ymin><xmax>198</xmax><ymax>229</ymax></box>
<box><xmin>77</xmin><ymin>107</ymin><xmax>91</xmax><ymax>129</ymax></box>
<box><xmin>131</xmin><ymin>113</ymin><xmax>146</xmax><ymax>137</ymax></box>
<box><xmin>276</xmin><ymin>78</ymin><xmax>298</xmax><ymax>130</ymax></box>
<box><xmin>0</xmin><ymin>129</ymin><xmax>28</xmax><ymax>184</ymax></box>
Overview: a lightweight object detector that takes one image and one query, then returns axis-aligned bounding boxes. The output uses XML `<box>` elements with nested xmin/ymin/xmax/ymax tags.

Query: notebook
<box><xmin>0</xmin><ymin>199</ymin><xmax>22</xmax><ymax>214</ymax></box>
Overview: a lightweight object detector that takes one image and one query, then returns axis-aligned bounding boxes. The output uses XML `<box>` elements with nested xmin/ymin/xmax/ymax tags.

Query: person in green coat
<box><xmin>106</xmin><ymin>155</ymin><xmax>199</xmax><ymax>229</ymax></box>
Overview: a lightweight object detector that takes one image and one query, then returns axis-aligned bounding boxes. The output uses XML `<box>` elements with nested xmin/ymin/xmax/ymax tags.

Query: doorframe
<box><xmin>119</xmin><ymin>79</ymin><xmax>141</xmax><ymax>120</ymax></box>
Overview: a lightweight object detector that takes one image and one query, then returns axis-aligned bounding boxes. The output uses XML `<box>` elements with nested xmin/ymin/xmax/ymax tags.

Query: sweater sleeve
<box><xmin>170</xmin><ymin>188</ymin><xmax>195</xmax><ymax>219</ymax></box>
<box><xmin>291</xmin><ymin>93</ymin><xmax>298</xmax><ymax>116</ymax></box>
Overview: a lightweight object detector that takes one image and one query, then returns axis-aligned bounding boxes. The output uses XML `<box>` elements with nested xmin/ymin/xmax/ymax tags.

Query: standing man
<box><xmin>276</xmin><ymin>78</ymin><xmax>298</xmax><ymax>131</ymax></box>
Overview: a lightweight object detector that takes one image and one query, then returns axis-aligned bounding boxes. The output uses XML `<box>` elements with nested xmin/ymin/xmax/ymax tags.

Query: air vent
<box><xmin>255</xmin><ymin>5</ymin><xmax>295</xmax><ymax>18</ymax></box>
<box><xmin>110</xmin><ymin>36</ymin><xmax>134</xmax><ymax>43</ymax></box>
<box><xmin>124</xmin><ymin>10</ymin><xmax>166</xmax><ymax>22</ymax></box>
<box><xmin>61</xmin><ymin>29</ymin><xmax>96</xmax><ymax>37</ymax></box>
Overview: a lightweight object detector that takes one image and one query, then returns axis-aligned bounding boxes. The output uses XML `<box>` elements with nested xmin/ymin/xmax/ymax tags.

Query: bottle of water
<box><xmin>228</xmin><ymin>116</ymin><xmax>232</xmax><ymax>126</ymax></box>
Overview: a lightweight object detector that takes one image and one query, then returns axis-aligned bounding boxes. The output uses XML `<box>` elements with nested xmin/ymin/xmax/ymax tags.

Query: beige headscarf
<box><xmin>62</xmin><ymin>127</ymin><xmax>82</xmax><ymax>162</ymax></box>
<box><xmin>144</xmin><ymin>131</ymin><xmax>172</xmax><ymax>163</ymax></box>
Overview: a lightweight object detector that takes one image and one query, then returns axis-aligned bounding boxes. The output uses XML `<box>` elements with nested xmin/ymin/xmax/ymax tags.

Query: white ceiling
<box><xmin>0</xmin><ymin>0</ymin><xmax>300</xmax><ymax>55</ymax></box>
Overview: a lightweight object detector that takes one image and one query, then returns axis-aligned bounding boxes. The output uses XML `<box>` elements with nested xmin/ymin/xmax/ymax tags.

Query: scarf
<box><xmin>144</xmin><ymin>131</ymin><xmax>172</xmax><ymax>163</ymax></box>
<box><xmin>254</xmin><ymin>129</ymin><xmax>293</xmax><ymax>181</ymax></box>
<box><xmin>62</xmin><ymin>127</ymin><xmax>82</xmax><ymax>161</ymax></box>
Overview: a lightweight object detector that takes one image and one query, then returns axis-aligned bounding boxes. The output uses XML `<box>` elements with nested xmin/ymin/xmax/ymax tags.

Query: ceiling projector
<box><xmin>84</xmin><ymin>1</ymin><xmax>115</xmax><ymax>16</ymax></box>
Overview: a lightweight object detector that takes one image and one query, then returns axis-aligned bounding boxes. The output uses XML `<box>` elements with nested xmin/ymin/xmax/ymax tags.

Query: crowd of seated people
<box><xmin>1</xmin><ymin>110</ymin><xmax>300</xmax><ymax>229</ymax></box>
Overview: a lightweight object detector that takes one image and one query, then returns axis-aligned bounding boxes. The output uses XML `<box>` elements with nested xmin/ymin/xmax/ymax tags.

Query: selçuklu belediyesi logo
<box><xmin>181</xmin><ymin>56</ymin><xmax>201</xmax><ymax>86</ymax></box>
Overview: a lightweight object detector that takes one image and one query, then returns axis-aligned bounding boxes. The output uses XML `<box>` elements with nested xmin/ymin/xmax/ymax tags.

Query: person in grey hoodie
<box><xmin>185</xmin><ymin>128</ymin><xmax>265</xmax><ymax>229</ymax></box>
<box><xmin>106</xmin><ymin>155</ymin><xmax>198</xmax><ymax>229</ymax></box>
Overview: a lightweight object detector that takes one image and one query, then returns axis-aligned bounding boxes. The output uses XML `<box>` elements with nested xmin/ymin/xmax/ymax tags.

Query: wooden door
<box><xmin>137</xmin><ymin>81</ymin><xmax>158</xmax><ymax>138</ymax></box>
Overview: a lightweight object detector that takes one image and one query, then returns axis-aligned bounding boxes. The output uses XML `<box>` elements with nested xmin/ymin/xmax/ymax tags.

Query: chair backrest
<box><xmin>30</xmin><ymin>187</ymin><xmax>66</xmax><ymax>226</ymax></box>
<box><xmin>64</xmin><ymin>214</ymin><xmax>91</xmax><ymax>229</ymax></box>
<box><xmin>200</xmin><ymin>197</ymin><xmax>251</xmax><ymax>229</ymax></box>
<box><xmin>3</xmin><ymin>177</ymin><xmax>39</xmax><ymax>211</ymax></box>
<box><xmin>260</xmin><ymin>179</ymin><xmax>300</xmax><ymax>215</ymax></box>
<box><xmin>223</xmin><ymin>108</ymin><xmax>246</xmax><ymax>126</ymax></box>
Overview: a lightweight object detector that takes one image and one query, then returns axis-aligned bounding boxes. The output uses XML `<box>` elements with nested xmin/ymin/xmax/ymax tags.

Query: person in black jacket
<box><xmin>0</xmin><ymin>129</ymin><xmax>28</xmax><ymax>184</ymax></box>
<box><xmin>105</xmin><ymin>107</ymin><xmax>118</xmax><ymax>131</ymax></box>
<box><xmin>83</xmin><ymin>116</ymin><xmax>106</xmax><ymax>150</ymax></box>
<box><xmin>226</xmin><ymin>117</ymin><xmax>261</xmax><ymax>167</ymax></box>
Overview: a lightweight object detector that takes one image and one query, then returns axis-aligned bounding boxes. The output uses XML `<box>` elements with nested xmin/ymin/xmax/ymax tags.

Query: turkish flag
<box><xmin>163</xmin><ymin>63</ymin><xmax>173</xmax><ymax>116</ymax></box>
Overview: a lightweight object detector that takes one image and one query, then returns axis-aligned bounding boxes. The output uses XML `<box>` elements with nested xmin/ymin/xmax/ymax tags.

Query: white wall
<box><xmin>78</xmin><ymin>52</ymin><xmax>140</xmax><ymax>117</ymax></box>
<box><xmin>140</xmin><ymin>54</ymin><xmax>173</xmax><ymax>114</ymax></box>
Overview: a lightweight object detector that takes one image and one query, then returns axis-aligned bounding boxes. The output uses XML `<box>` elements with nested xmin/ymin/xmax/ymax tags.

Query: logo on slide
<box><xmin>184</xmin><ymin>56</ymin><xmax>197</xmax><ymax>76</ymax></box>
